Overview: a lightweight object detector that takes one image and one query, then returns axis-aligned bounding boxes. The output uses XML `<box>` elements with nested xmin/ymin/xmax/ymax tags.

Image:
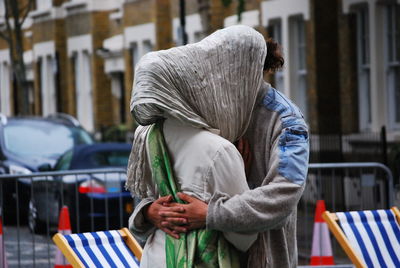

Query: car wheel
<box><xmin>28</xmin><ymin>199</ymin><xmax>46</xmax><ymax>234</ymax></box>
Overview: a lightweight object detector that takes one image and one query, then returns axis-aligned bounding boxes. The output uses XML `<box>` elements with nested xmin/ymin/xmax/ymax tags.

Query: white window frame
<box><xmin>35</xmin><ymin>0</ymin><xmax>52</xmax><ymax>11</ymax></box>
<box><xmin>124</xmin><ymin>23</ymin><xmax>155</xmax><ymax>62</ymax></box>
<box><xmin>142</xmin><ymin>40</ymin><xmax>153</xmax><ymax>56</ymax></box>
<box><xmin>0</xmin><ymin>60</ymin><xmax>11</xmax><ymax>116</ymax></box>
<box><xmin>172</xmin><ymin>14</ymin><xmax>202</xmax><ymax>45</ymax></box>
<box><xmin>73</xmin><ymin>50</ymin><xmax>94</xmax><ymax>132</ymax></box>
<box><xmin>68</xmin><ymin>34</ymin><xmax>94</xmax><ymax>132</ymax></box>
<box><xmin>131</xmin><ymin>42</ymin><xmax>139</xmax><ymax>72</ymax></box>
<box><xmin>269</xmin><ymin>20</ymin><xmax>285</xmax><ymax>92</ymax></box>
<box><xmin>39</xmin><ymin>55</ymin><xmax>57</xmax><ymax>116</ymax></box>
<box><xmin>0</xmin><ymin>0</ymin><xmax>5</xmax><ymax>17</ymax></box>
<box><xmin>385</xmin><ymin>4</ymin><xmax>400</xmax><ymax>129</ymax></box>
<box><xmin>354</xmin><ymin>5</ymin><xmax>372</xmax><ymax>131</ymax></box>
<box><xmin>261</xmin><ymin>0</ymin><xmax>310</xmax><ymax>100</ymax></box>
<box><xmin>343</xmin><ymin>0</ymin><xmax>387</xmax><ymax>132</ymax></box>
<box><xmin>33</xmin><ymin>41</ymin><xmax>56</xmax><ymax>117</ymax></box>
<box><xmin>289</xmin><ymin>16</ymin><xmax>308</xmax><ymax>118</ymax></box>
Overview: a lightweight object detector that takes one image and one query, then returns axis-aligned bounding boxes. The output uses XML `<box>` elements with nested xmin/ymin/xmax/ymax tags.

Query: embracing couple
<box><xmin>126</xmin><ymin>25</ymin><xmax>309</xmax><ymax>268</ymax></box>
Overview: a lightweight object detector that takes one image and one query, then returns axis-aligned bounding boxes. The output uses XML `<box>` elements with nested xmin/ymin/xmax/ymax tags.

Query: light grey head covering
<box><xmin>126</xmin><ymin>25</ymin><xmax>267</xmax><ymax>197</ymax></box>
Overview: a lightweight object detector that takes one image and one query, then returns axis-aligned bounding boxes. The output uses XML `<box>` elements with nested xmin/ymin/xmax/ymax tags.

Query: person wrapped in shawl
<box><xmin>126</xmin><ymin>25</ymin><xmax>267</xmax><ymax>267</ymax></box>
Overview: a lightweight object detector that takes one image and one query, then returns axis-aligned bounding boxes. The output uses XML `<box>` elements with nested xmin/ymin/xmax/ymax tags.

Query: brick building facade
<box><xmin>0</xmin><ymin>0</ymin><xmax>399</xmax><ymax>143</ymax></box>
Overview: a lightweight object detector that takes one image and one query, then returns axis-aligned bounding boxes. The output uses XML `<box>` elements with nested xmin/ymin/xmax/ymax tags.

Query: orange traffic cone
<box><xmin>0</xmin><ymin>215</ymin><xmax>8</xmax><ymax>268</ymax></box>
<box><xmin>54</xmin><ymin>206</ymin><xmax>72</xmax><ymax>268</ymax></box>
<box><xmin>310</xmin><ymin>200</ymin><xmax>334</xmax><ymax>266</ymax></box>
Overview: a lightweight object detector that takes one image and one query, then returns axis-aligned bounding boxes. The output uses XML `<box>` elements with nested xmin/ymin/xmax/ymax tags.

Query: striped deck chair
<box><xmin>322</xmin><ymin>207</ymin><xmax>400</xmax><ymax>268</ymax></box>
<box><xmin>53</xmin><ymin>228</ymin><xmax>142</xmax><ymax>268</ymax></box>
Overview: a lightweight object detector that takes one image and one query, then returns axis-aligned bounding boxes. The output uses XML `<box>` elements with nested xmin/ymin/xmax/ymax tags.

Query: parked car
<box><xmin>0</xmin><ymin>113</ymin><xmax>94</xmax><ymax>224</ymax></box>
<box><xmin>28</xmin><ymin>143</ymin><xmax>133</xmax><ymax>233</ymax></box>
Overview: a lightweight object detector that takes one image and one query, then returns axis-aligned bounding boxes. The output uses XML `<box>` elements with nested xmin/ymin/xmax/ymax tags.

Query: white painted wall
<box><xmin>342</xmin><ymin>0</ymin><xmax>391</xmax><ymax>132</ymax></box>
<box><xmin>124</xmin><ymin>23</ymin><xmax>155</xmax><ymax>58</ymax></box>
<box><xmin>224</xmin><ymin>10</ymin><xmax>259</xmax><ymax>28</ymax></box>
<box><xmin>68</xmin><ymin>34</ymin><xmax>94</xmax><ymax>132</ymax></box>
<box><xmin>172</xmin><ymin>14</ymin><xmax>202</xmax><ymax>44</ymax></box>
<box><xmin>36</xmin><ymin>0</ymin><xmax>52</xmax><ymax>10</ymax></box>
<box><xmin>39</xmin><ymin>56</ymin><xmax>57</xmax><ymax>116</ymax></box>
<box><xmin>63</xmin><ymin>0</ymin><xmax>123</xmax><ymax>14</ymax></box>
<box><xmin>261</xmin><ymin>0</ymin><xmax>310</xmax><ymax>99</ymax></box>
<box><xmin>23</xmin><ymin>50</ymin><xmax>34</xmax><ymax>81</ymax></box>
<box><xmin>103</xmin><ymin>35</ymin><xmax>124</xmax><ymax>74</ymax></box>
<box><xmin>33</xmin><ymin>41</ymin><xmax>57</xmax><ymax>117</ymax></box>
<box><xmin>0</xmin><ymin>0</ymin><xmax>5</xmax><ymax>17</ymax></box>
<box><xmin>0</xmin><ymin>49</ymin><xmax>11</xmax><ymax>116</ymax></box>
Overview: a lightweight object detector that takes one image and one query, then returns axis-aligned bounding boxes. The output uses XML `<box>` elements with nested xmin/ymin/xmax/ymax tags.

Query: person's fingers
<box><xmin>177</xmin><ymin>192</ymin><xmax>196</xmax><ymax>203</ymax></box>
<box><xmin>162</xmin><ymin>203</ymin><xmax>186</xmax><ymax>211</ymax></box>
<box><xmin>159</xmin><ymin>210</ymin><xmax>185</xmax><ymax>218</ymax></box>
<box><xmin>159</xmin><ymin>206</ymin><xmax>185</xmax><ymax>213</ymax></box>
<box><xmin>161</xmin><ymin>221</ymin><xmax>187</xmax><ymax>233</ymax></box>
<box><xmin>160</xmin><ymin>227</ymin><xmax>180</xmax><ymax>239</ymax></box>
<box><xmin>171</xmin><ymin>226</ymin><xmax>187</xmax><ymax>233</ymax></box>
<box><xmin>155</xmin><ymin>195</ymin><xmax>172</xmax><ymax>204</ymax></box>
<box><xmin>163</xmin><ymin>217</ymin><xmax>187</xmax><ymax>225</ymax></box>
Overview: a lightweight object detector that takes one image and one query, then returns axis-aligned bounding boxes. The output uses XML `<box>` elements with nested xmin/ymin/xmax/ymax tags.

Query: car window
<box><xmin>3</xmin><ymin>121</ymin><xmax>93</xmax><ymax>158</ymax></box>
<box><xmin>54</xmin><ymin>150</ymin><xmax>73</xmax><ymax>170</ymax></box>
<box><xmin>90</xmin><ymin>151</ymin><xmax>130</xmax><ymax>168</ymax></box>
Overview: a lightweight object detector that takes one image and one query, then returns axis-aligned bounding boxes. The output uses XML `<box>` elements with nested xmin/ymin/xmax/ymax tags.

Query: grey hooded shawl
<box><xmin>126</xmin><ymin>25</ymin><xmax>266</xmax><ymax>199</ymax></box>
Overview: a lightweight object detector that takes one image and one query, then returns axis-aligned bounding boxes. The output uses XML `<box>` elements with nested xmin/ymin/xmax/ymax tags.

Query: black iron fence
<box><xmin>0</xmin><ymin>168</ymin><xmax>135</xmax><ymax>267</ymax></box>
<box><xmin>0</xmin><ymin>163</ymin><xmax>396</xmax><ymax>267</ymax></box>
<box><xmin>297</xmin><ymin>162</ymin><xmax>394</xmax><ymax>265</ymax></box>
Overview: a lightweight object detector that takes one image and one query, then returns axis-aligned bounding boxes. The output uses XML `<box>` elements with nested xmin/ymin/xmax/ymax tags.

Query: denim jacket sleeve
<box><xmin>207</xmin><ymin>87</ymin><xmax>309</xmax><ymax>233</ymax></box>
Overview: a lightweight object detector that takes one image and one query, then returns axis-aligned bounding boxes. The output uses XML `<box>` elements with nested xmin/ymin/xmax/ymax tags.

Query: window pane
<box><xmin>386</xmin><ymin>6</ymin><xmax>394</xmax><ymax>61</ymax></box>
<box><xmin>394</xmin><ymin>67</ymin><xmax>400</xmax><ymax>122</ymax></box>
<box><xmin>143</xmin><ymin>40</ymin><xmax>153</xmax><ymax>55</ymax></box>
<box><xmin>395</xmin><ymin>6</ymin><xmax>400</xmax><ymax>62</ymax></box>
<box><xmin>5</xmin><ymin>123</ymin><xmax>73</xmax><ymax>157</ymax></box>
<box><xmin>297</xmin><ymin>19</ymin><xmax>306</xmax><ymax>70</ymax></box>
<box><xmin>91</xmin><ymin>151</ymin><xmax>130</xmax><ymax>168</ymax></box>
<box><xmin>0</xmin><ymin>0</ymin><xmax>4</xmax><ymax>16</ymax></box>
<box><xmin>131</xmin><ymin>42</ymin><xmax>138</xmax><ymax>71</ymax></box>
<box><xmin>269</xmin><ymin>20</ymin><xmax>284</xmax><ymax>91</ymax></box>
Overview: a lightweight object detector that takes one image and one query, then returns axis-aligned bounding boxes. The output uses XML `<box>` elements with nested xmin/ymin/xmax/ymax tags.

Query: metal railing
<box><xmin>297</xmin><ymin>162</ymin><xmax>395</xmax><ymax>266</ymax></box>
<box><xmin>0</xmin><ymin>168</ymin><xmax>132</xmax><ymax>267</ymax></box>
<box><xmin>0</xmin><ymin>163</ymin><xmax>396</xmax><ymax>267</ymax></box>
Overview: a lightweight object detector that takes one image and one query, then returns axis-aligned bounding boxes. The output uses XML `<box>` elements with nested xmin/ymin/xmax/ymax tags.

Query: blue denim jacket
<box><xmin>263</xmin><ymin>87</ymin><xmax>309</xmax><ymax>185</ymax></box>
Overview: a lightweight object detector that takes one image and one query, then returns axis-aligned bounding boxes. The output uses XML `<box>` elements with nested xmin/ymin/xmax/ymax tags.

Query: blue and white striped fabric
<box><xmin>64</xmin><ymin>230</ymin><xmax>140</xmax><ymax>268</ymax></box>
<box><xmin>337</xmin><ymin>209</ymin><xmax>400</xmax><ymax>268</ymax></box>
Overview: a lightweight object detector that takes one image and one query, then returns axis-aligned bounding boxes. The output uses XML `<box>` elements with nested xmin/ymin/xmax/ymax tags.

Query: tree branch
<box><xmin>20</xmin><ymin>0</ymin><xmax>34</xmax><ymax>27</ymax></box>
<box><xmin>4</xmin><ymin>0</ymin><xmax>13</xmax><ymax>39</ymax></box>
<box><xmin>0</xmin><ymin>30</ymin><xmax>11</xmax><ymax>43</ymax></box>
<box><xmin>4</xmin><ymin>0</ymin><xmax>16</xmax><ymax>62</ymax></box>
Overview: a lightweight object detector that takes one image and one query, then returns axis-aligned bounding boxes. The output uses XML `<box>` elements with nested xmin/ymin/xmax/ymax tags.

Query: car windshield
<box><xmin>3</xmin><ymin>120</ymin><xmax>94</xmax><ymax>158</ymax></box>
<box><xmin>90</xmin><ymin>151</ymin><xmax>130</xmax><ymax>168</ymax></box>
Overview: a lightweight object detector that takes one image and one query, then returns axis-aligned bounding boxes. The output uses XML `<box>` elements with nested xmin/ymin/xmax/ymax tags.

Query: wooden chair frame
<box><xmin>53</xmin><ymin>228</ymin><xmax>142</xmax><ymax>268</ymax></box>
<box><xmin>322</xmin><ymin>207</ymin><xmax>400</xmax><ymax>268</ymax></box>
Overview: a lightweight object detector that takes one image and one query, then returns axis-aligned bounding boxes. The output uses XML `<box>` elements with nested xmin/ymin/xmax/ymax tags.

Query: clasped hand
<box><xmin>144</xmin><ymin>192</ymin><xmax>207</xmax><ymax>239</ymax></box>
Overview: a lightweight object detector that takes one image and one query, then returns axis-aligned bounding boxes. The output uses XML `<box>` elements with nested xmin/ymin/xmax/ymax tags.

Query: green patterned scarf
<box><xmin>146</xmin><ymin>121</ymin><xmax>240</xmax><ymax>268</ymax></box>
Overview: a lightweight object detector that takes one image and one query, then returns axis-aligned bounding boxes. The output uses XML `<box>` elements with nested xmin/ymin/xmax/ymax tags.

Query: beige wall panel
<box><xmin>123</xmin><ymin>0</ymin><xmax>153</xmax><ymax>27</ymax></box>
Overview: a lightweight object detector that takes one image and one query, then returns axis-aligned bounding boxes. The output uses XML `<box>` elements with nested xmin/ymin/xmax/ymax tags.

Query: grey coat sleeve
<box><xmin>206</xmin><ymin>123</ymin><xmax>309</xmax><ymax>233</ymax></box>
<box><xmin>128</xmin><ymin>197</ymin><xmax>156</xmax><ymax>242</ymax></box>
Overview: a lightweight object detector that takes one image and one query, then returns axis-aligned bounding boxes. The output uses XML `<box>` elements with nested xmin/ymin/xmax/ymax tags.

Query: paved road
<box><xmin>3</xmin><ymin>225</ymin><xmax>57</xmax><ymax>268</ymax></box>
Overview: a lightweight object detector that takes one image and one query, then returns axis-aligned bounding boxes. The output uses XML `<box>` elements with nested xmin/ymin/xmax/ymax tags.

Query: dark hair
<box><xmin>263</xmin><ymin>38</ymin><xmax>284</xmax><ymax>72</ymax></box>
